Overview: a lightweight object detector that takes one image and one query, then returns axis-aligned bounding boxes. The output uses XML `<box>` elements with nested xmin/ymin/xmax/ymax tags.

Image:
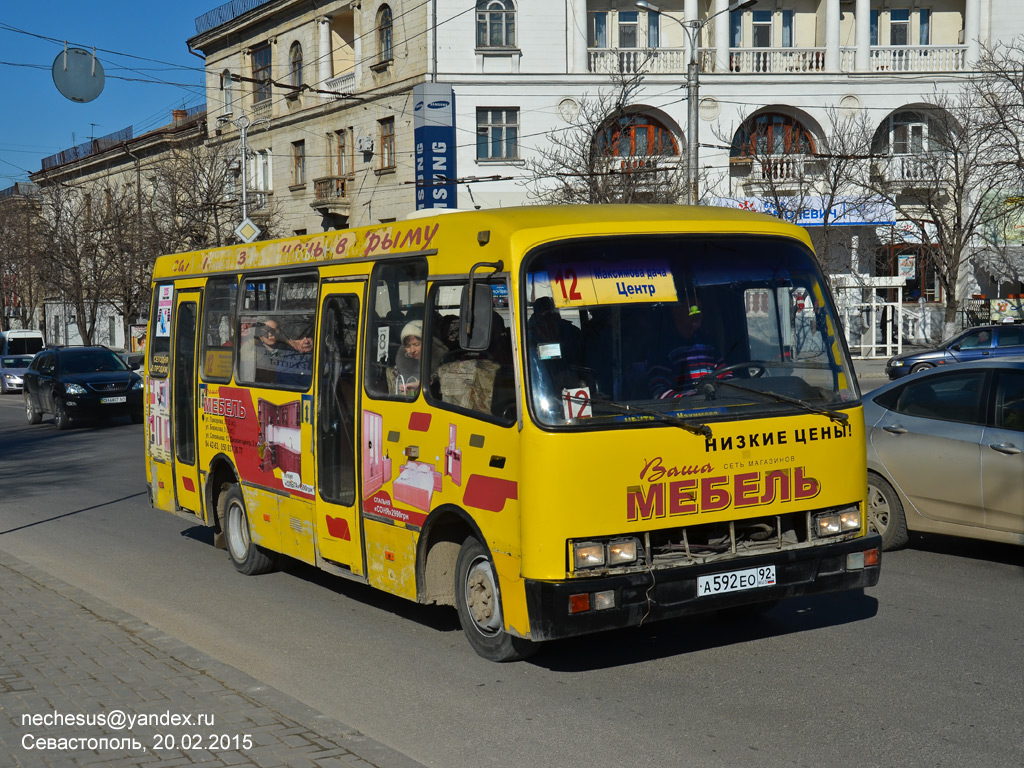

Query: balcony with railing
<box><xmin>324</xmin><ymin>72</ymin><xmax>356</xmax><ymax>97</ymax></box>
<box><xmin>872</xmin><ymin>154</ymin><xmax>939</xmax><ymax>185</ymax></box>
<box><xmin>589</xmin><ymin>44</ymin><xmax>970</xmax><ymax>75</ymax></box>
<box><xmin>311</xmin><ymin>176</ymin><xmax>351</xmax><ymax>215</ymax></box>
<box><xmin>730</xmin><ymin>154</ymin><xmax>821</xmax><ymax>191</ymax></box>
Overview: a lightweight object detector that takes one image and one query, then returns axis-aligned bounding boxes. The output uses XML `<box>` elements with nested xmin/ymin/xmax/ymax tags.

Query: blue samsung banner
<box><xmin>413</xmin><ymin>83</ymin><xmax>457</xmax><ymax>210</ymax></box>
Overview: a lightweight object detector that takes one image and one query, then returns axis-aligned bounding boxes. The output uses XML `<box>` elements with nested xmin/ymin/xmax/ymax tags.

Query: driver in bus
<box><xmin>645</xmin><ymin>300</ymin><xmax>722</xmax><ymax>399</ymax></box>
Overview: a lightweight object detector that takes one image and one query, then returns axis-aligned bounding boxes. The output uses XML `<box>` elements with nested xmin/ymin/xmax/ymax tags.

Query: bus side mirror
<box><xmin>459</xmin><ymin>283</ymin><xmax>493</xmax><ymax>351</ymax></box>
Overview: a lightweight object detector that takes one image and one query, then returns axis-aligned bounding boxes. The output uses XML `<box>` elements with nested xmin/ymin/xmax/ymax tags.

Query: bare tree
<box><xmin>39</xmin><ymin>183</ymin><xmax>113</xmax><ymax>345</ymax></box>
<box><xmin>0</xmin><ymin>188</ymin><xmax>47</xmax><ymax>331</ymax></box>
<box><xmin>524</xmin><ymin>67</ymin><xmax>688</xmax><ymax>205</ymax></box>
<box><xmin>145</xmin><ymin>142</ymin><xmax>244</xmax><ymax>254</ymax></box>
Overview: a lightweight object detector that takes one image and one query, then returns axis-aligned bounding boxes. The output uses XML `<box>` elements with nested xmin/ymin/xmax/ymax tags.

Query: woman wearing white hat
<box><xmin>392</xmin><ymin>320</ymin><xmax>424</xmax><ymax>395</ymax></box>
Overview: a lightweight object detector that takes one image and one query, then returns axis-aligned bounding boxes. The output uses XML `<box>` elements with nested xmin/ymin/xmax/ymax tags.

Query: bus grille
<box><xmin>647</xmin><ymin>510</ymin><xmax>812</xmax><ymax>567</ymax></box>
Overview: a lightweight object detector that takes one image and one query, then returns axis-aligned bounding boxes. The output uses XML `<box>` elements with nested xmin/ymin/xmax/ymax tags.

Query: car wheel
<box><xmin>53</xmin><ymin>399</ymin><xmax>73</xmax><ymax>430</ymax></box>
<box><xmin>219</xmin><ymin>484</ymin><xmax>276</xmax><ymax>575</ymax></box>
<box><xmin>455</xmin><ymin>536</ymin><xmax>537</xmax><ymax>662</ymax></box>
<box><xmin>867</xmin><ymin>473</ymin><xmax>909</xmax><ymax>551</ymax></box>
<box><xmin>25</xmin><ymin>393</ymin><xmax>41</xmax><ymax>425</ymax></box>
<box><xmin>910</xmin><ymin>362</ymin><xmax>934</xmax><ymax>374</ymax></box>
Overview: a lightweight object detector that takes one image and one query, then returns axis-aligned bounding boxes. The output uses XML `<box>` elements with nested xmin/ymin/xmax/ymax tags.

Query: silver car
<box><xmin>0</xmin><ymin>354</ymin><xmax>33</xmax><ymax>393</ymax></box>
<box><xmin>865</xmin><ymin>358</ymin><xmax>1024</xmax><ymax>550</ymax></box>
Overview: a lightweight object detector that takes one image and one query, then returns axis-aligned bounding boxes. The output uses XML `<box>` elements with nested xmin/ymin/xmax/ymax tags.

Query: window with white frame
<box><xmin>335</xmin><ymin>130</ymin><xmax>349</xmax><ymax>176</ymax></box>
<box><xmin>251</xmin><ymin>42</ymin><xmax>272</xmax><ymax>103</ymax></box>
<box><xmin>476</xmin><ymin>0</ymin><xmax>516</xmax><ymax>48</ymax></box>
<box><xmin>752</xmin><ymin>10</ymin><xmax>772</xmax><ymax>47</ymax></box>
<box><xmin>219</xmin><ymin>69</ymin><xmax>233</xmax><ymax>115</ymax></box>
<box><xmin>379</xmin><ymin>118</ymin><xmax>395</xmax><ymax>170</ymax></box>
<box><xmin>891</xmin><ymin>112</ymin><xmax>928</xmax><ymax>155</ymax></box>
<box><xmin>919</xmin><ymin>9</ymin><xmax>930</xmax><ymax>45</ymax></box>
<box><xmin>890</xmin><ymin>9</ymin><xmax>910</xmax><ymax>46</ymax></box>
<box><xmin>292</xmin><ymin>140</ymin><xmax>305</xmax><ymax>186</ymax></box>
<box><xmin>781</xmin><ymin>10</ymin><xmax>794</xmax><ymax>48</ymax></box>
<box><xmin>618</xmin><ymin>10</ymin><xmax>638</xmax><ymax>48</ymax></box>
<box><xmin>251</xmin><ymin>149</ymin><xmax>273</xmax><ymax>192</ymax></box>
<box><xmin>477</xmin><ymin>108</ymin><xmax>519</xmax><ymax>160</ymax></box>
<box><xmin>289</xmin><ymin>41</ymin><xmax>303</xmax><ymax>88</ymax></box>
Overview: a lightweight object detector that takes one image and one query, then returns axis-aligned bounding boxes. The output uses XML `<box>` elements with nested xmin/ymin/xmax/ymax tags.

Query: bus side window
<box><xmin>429</xmin><ymin>283</ymin><xmax>515</xmax><ymax>424</ymax></box>
<box><xmin>364</xmin><ymin>259</ymin><xmax>428</xmax><ymax>400</ymax></box>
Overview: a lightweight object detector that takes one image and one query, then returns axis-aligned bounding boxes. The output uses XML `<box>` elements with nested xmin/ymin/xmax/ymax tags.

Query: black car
<box><xmin>23</xmin><ymin>346</ymin><xmax>144</xmax><ymax>429</ymax></box>
<box><xmin>885</xmin><ymin>323</ymin><xmax>1024</xmax><ymax>379</ymax></box>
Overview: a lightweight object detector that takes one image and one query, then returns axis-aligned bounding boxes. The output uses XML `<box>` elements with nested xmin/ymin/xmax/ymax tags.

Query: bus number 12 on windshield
<box><xmin>144</xmin><ymin>205</ymin><xmax>881</xmax><ymax>662</ymax></box>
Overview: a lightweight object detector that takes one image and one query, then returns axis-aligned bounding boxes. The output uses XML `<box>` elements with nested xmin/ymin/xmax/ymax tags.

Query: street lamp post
<box><xmin>637</xmin><ymin>0</ymin><xmax>756</xmax><ymax>204</ymax></box>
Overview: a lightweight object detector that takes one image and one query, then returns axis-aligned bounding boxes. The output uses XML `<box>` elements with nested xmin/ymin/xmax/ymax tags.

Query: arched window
<box><xmin>476</xmin><ymin>0</ymin><xmax>516</xmax><ymax>48</ymax></box>
<box><xmin>378</xmin><ymin>5</ymin><xmax>393</xmax><ymax>62</ymax></box>
<box><xmin>731</xmin><ymin>113</ymin><xmax>815</xmax><ymax>157</ymax></box>
<box><xmin>289</xmin><ymin>42</ymin><xmax>303</xmax><ymax>88</ymax></box>
<box><xmin>872</xmin><ymin>111</ymin><xmax>934</xmax><ymax>156</ymax></box>
<box><xmin>596</xmin><ymin>114</ymin><xmax>679</xmax><ymax>161</ymax></box>
<box><xmin>219</xmin><ymin>69</ymin><xmax>233</xmax><ymax>115</ymax></box>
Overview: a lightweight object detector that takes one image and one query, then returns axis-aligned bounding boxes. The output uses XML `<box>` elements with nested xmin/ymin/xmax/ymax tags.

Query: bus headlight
<box><xmin>573</xmin><ymin>542</ymin><xmax>605</xmax><ymax>569</ymax></box>
<box><xmin>607</xmin><ymin>538</ymin><xmax>638</xmax><ymax>565</ymax></box>
<box><xmin>814</xmin><ymin>506</ymin><xmax>861</xmax><ymax>537</ymax></box>
<box><xmin>573</xmin><ymin>537</ymin><xmax>640</xmax><ymax>570</ymax></box>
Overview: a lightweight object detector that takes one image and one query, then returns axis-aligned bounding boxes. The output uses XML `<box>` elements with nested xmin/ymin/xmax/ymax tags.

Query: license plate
<box><xmin>697</xmin><ymin>565</ymin><xmax>776</xmax><ymax>597</ymax></box>
<box><xmin>100</xmin><ymin>396</ymin><xmax>127</xmax><ymax>404</ymax></box>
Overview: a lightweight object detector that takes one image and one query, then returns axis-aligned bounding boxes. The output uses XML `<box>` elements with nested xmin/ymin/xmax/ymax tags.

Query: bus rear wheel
<box><xmin>455</xmin><ymin>537</ymin><xmax>536</xmax><ymax>662</ymax></box>
<box><xmin>220</xmin><ymin>484</ymin><xmax>276</xmax><ymax>575</ymax></box>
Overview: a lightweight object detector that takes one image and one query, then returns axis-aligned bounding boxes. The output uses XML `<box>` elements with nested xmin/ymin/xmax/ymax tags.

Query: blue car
<box><xmin>885</xmin><ymin>323</ymin><xmax>1024</xmax><ymax>379</ymax></box>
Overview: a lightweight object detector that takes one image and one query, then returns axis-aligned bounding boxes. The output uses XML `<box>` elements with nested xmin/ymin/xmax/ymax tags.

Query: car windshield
<box><xmin>59</xmin><ymin>349</ymin><xmax>130</xmax><ymax>374</ymax></box>
<box><xmin>522</xmin><ymin>234</ymin><xmax>859</xmax><ymax>427</ymax></box>
<box><xmin>1</xmin><ymin>356</ymin><xmax>32</xmax><ymax>368</ymax></box>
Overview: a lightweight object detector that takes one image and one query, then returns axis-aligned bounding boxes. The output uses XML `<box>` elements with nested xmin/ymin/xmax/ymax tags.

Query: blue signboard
<box><xmin>413</xmin><ymin>83</ymin><xmax>457</xmax><ymax>210</ymax></box>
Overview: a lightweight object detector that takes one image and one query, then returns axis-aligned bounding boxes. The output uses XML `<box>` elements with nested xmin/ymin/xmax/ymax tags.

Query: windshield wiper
<box><xmin>698</xmin><ymin>377</ymin><xmax>849</xmax><ymax>425</ymax></box>
<box><xmin>566</xmin><ymin>394</ymin><xmax>712</xmax><ymax>437</ymax></box>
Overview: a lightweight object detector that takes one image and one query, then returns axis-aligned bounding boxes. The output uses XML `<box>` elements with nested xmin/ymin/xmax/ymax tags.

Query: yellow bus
<box><xmin>145</xmin><ymin>205</ymin><xmax>880</xmax><ymax>661</ymax></box>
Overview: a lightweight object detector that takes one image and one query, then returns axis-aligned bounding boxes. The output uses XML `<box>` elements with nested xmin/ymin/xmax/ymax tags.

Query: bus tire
<box><xmin>867</xmin><ymin>473</ymin><xmax>909</xmax><ymax>551</ymax></box>
<box><xmin>455</xmin><ymin>537</ymin><xmax>536</xmax><ymax>662</ymax></box>
<box><xmin>220</xmin><ymin>484</ymin><xmax>276</xmax><ymax>575</ymax></box>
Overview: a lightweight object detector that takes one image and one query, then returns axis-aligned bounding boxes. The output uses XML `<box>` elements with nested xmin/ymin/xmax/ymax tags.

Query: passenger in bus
<box><xmin>645</xmin><ymin>301</ymin><xmax>722</xmax><ymax>399</ymax></box>
<box><xmin>392</xmin><ymin>320</ymin><xmax>425</xmax><ymax>396</ymax></box>
<box><xmin>254</xmin><ymin>319</ymin><xmax>313</xmax><ymax>387</ymax></box>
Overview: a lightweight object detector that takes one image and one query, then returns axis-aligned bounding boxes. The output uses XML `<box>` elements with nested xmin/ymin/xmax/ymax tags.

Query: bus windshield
<box><xmin>523</xmin><ymin>234</ymin><xmax>859</xmax><ymax>427</ymax></box>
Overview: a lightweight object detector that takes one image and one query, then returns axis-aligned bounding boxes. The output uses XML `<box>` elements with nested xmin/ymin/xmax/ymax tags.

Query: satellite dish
<box><xmin>52</xmin><ymin>47</ymin><xmax>105</xmax><ymax>103</ymax></box>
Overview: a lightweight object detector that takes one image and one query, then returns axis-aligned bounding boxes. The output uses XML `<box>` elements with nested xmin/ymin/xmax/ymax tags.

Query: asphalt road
<box><xmin>1</xmin><ymin>392</ymin><xmax>1021</xmax><ymax>768</ymax></box>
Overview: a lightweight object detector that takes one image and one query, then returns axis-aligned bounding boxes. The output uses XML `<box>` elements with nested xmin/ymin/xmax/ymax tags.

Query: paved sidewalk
<box><xmin>0</xmin><ymin>549</ymin><xmax>425</xmax><ymax>768</ymax></box>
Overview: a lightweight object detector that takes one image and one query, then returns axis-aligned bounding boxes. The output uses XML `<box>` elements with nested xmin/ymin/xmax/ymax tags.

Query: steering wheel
<box><xmin>711</xmin><ymin>361</ymin><xmax>768</xmax><ymax>379</ymax></box>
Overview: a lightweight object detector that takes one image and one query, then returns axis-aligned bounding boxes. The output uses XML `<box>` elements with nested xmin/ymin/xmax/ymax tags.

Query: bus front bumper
<box><xmin>523</xmin><ymin>533</ymin><xmax>881</xmax><ymax>642</ymax></box>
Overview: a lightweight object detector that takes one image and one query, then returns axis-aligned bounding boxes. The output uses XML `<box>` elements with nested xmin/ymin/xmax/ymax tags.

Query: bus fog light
<box><xmin>607</xmin><ymin>538</ymin><xmax>638</xmax><ymax>566</ymax></box>
<box><xmin>573</xmin><ymin>542</ymin><xmax>605</xmax><ymax>570</ymax></box>
<box><xmin>846</xmin><ymin>552</ymin><xmax>865</xmax><ymax>570</ymax></box>
<box><xmin>593</xmin><ymin>590</ymin><xmax>615</xmax><ymax>610</ymax></box>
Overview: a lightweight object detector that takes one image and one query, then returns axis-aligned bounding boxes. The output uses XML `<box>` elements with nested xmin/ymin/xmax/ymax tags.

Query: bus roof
<box><xmin>151</xmin><ymin>204</ymin><xmax>812</xmax><ymax>281</ymax></box>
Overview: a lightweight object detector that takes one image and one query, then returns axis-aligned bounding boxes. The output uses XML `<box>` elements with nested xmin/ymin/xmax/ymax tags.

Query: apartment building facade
<box><xmin>187</xmin><ymin>1</ymin><xmax>1023</xmax><ymax>309</ymax></box>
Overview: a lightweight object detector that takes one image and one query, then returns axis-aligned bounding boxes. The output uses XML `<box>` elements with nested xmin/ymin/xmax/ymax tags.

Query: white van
<box><xmin>0</xmin><ymin>330</ymin><xmax>45</xmax><ymax>356</ymax></box>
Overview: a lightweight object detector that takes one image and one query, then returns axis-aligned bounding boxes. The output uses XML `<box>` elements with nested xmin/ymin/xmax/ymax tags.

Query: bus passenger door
<box><xmin>315</xmin><ymin>285</ymin><xmax>365</xmax><ymax>575</ymax></box>
<box><xmin>171</xmin><ymin>292</ymin><xmax>203</xmax><ymax>515</ymax></box>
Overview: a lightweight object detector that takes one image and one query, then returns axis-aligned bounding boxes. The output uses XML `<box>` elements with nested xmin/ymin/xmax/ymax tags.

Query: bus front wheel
<box><xmin>455</xmin><ymin>537</ymin><xmax>536</xmax><ymax>662</ymax></box>
<box><xmin>220</xmin><ymin>484</ymin><xmax>276</xmax><ymax>575</ymax></box>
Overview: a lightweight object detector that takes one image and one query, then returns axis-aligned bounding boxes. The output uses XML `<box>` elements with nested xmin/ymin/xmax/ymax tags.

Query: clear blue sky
<box><xmin>0</xmin><ymin>1</ymin><xmax>222</xmax><ymax>187</ymax></box>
